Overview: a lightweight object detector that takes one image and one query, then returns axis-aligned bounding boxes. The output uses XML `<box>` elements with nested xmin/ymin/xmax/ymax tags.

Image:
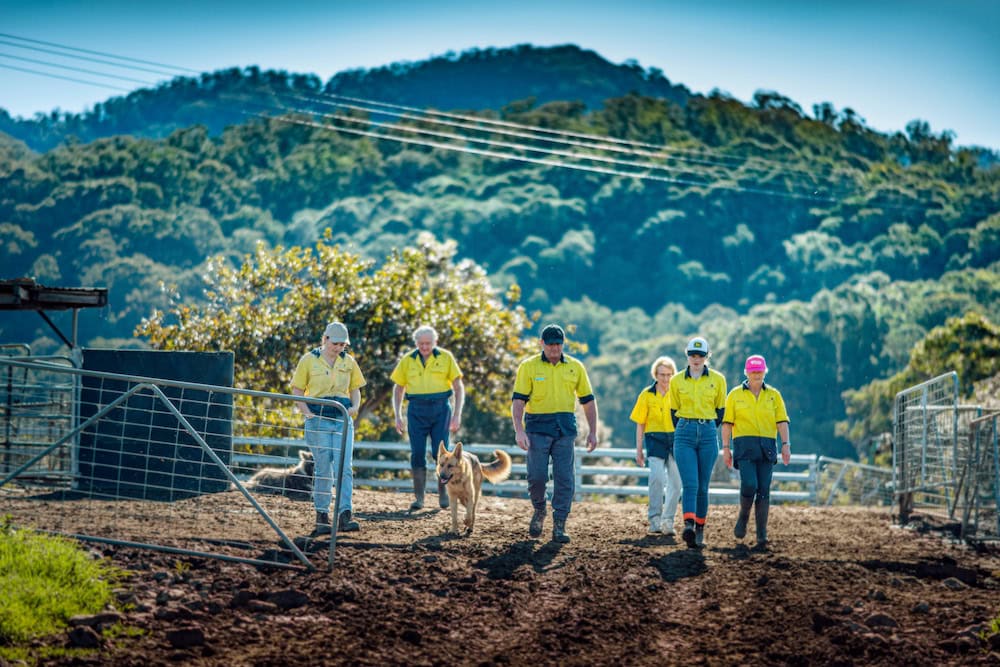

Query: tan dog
<box><xmin>436</xmin><ymin>441</ymin><xmax>512</xmax><ymax>535</ymax></box>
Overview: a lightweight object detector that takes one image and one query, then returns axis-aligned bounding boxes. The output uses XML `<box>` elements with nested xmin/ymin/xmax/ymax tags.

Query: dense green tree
<box><xmin>136</xmin><ymin>232</ymin><xmax>532</xmax><ymax>441</ymax></box>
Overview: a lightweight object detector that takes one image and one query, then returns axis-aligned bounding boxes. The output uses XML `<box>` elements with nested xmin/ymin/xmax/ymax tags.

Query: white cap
<box><xmin>324</xmin><ymin>321</ymin><xmax>350</xmax><ymax>344</ymax></box>
<box><xmin>685</xmin><ymin>336</ymin><xmax>710</xmax><ymax>355</ymax></box>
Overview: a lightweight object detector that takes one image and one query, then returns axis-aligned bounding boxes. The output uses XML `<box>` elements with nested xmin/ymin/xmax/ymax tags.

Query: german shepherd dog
<box><xmin>242</xmin><ymin>449</ymin><xmax>315</xmax><ymax>501</ymax></box>
<box><xmin>436</xmin><ymin>441</ymin><xmax>512</xmax><ymax>535</ymax></box>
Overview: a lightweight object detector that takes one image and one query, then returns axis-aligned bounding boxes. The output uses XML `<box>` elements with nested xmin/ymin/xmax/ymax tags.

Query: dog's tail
<box><xmin>481</xmin><ymin>449</ymin><xmax>512</xmax><ymax>484</ymax></box>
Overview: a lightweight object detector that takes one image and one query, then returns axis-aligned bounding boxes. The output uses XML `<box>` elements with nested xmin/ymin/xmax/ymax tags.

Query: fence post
<box><xmin>574</xmin><ymin>446</ymin><xmax>583</xmax><ymax>502</ymax></box>
<box><xmin>808</xmin><ymin>455</ymin><xmax>819</xmax><ymax>505</ymax></box>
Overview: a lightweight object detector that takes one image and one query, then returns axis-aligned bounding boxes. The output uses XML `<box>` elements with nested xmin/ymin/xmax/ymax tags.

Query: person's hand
<box><xmin>348</xmin><ymin>407</ymin><xmax>359</xmax><ymax>419</ymax></box>
<box><xmin>723</xmin><ymin>448</ymin><xmax>733</xmax><ymax>469</ymax></box>
<box><xmin>781</xmin><ymin>443</ymin><xmax>791</xmax><ymax>466</ymax></box>
<box><xmin>394</xmin><ymin>416</ymin><xmax>406</xmax><ymax>435</ymax></box>
<box><xmin>449</xmin><ymin>414</ymin><xmax>462</xmax><ymax>433</ymax></box>
<box><xmin>586</xmin><ymin>432</ymin><xmax>598</xmax><ymax>453</ymax></box>
<box><xmin>515</xmin><ymin>431</ymin><xmax>530</xmax><ymax>451</ymax></box>
<box><xmin>635</xmin><ymin>449</ymin><xmax>645</xmax><ymax>467</ymax></box>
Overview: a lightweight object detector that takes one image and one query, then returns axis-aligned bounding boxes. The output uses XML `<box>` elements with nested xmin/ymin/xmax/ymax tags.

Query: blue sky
<box><xmin>1</xmin><ymin>0</ymin><xmax>998</xmax><ymax>149</ymax></box>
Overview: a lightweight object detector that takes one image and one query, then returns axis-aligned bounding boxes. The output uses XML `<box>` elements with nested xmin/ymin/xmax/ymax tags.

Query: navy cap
<box><xmin>541</xmin><ymin>324</ymin><xmax>565</xmax><ymax>344</ymax></box>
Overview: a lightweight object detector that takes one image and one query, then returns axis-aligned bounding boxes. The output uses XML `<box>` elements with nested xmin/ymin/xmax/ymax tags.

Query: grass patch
<box><xmin>0</xmin><ymin>515</ymin><xmax>121</xmax><ymax>644</ymax></box>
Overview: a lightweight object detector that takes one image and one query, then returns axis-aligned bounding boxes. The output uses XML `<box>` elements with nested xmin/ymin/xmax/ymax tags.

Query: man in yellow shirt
<box><xmin>291</xmin><ymin>321</ymin><xmax>366</xmax><ymax>535</ymax></box>
<box><xmin>391</xmin><ymin>325</ymin><xmax>465</xmax><ymax>511</ymax></box>
<box><xmin>512</xmin><ymin>324</ymin><xmax>598</xmax><ymax>543</ymax></box>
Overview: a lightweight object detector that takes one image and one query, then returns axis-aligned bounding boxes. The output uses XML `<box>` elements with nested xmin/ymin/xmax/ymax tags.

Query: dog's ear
<box><xmin>437</xmin><ymin>441</ymin><xmax>447</xmax><ymax>461</ymax></box>
<box><xmin>453</xmin><ymin>441</ymin><xmax>463</xmax><ymax>457</ymax></box>
<box><xmin>300</xmin><ymin>450</ymin><xmax>312</xmax><ymax>460</ymax></box>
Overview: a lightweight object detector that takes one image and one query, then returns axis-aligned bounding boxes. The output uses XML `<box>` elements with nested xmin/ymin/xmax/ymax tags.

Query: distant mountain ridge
<box><xmin>0</xmin><ymin>44</ymin><xmax>690</xmax><ymax>152</ymax></box>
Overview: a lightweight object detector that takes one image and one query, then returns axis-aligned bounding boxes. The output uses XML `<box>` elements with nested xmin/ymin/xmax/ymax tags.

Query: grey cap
<box><xmin>324</xmin><ymin>321</ymin><xmax>350</xmax><ymax>344</ymax></box>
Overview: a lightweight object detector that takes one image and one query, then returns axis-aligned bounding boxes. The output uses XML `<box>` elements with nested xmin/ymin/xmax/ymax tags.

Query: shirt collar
<box><xmin>741</xmin><ymin>380</ymin><xmax>768</xmax><ymax>390</ymax></box>
<box><xmin>539</xmin><ymin>352</ymin><xmax>565</xmax><ymax>365</ymax></box>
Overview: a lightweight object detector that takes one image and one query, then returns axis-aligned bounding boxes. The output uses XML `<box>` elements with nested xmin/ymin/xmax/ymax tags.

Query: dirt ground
<box><xmin>6</xmin><ymin>488</ymin><xmax>1000</xmax><ymax>666</ymax></box>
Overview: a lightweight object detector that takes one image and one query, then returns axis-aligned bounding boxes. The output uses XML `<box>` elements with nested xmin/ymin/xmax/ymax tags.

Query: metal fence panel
<box><xmin>892</xmin><ymin>372</ymin><xmax>959</xmax><ymax>521</ymax></box>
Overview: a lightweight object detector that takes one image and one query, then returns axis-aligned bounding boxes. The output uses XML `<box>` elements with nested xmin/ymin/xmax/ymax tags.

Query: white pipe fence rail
<box><xmin>233</xmin><ymin>439</ymin><xmax>821</xmax><ymax>504</ymax></box>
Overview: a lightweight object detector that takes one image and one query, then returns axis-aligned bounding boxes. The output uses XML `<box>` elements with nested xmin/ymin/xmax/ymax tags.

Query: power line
<box><xmin>2</xmin><ymin>33</ymin><xmax>995</xmax><ymax>218</ymax></box>
<box><xmin>0</xmin><ymin>52</ymin><xmax>159</xmax><ymax>87</ymax></box>
<box><xmin>0</xmin><ymin>38</ymin><xmax>182</xmax><ymax>77</ymax></box>
<box><xmin>0</xmin><ymin>63</ymin><xmax>134</xmax><ymax>92</ymax></box>
<box><xmin>0</xmin><ymin>32</ymin><xmax>200</xmax><ymax>74</ymax></box>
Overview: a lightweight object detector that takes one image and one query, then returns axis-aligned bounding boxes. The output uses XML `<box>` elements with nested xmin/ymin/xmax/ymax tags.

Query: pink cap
<box><xmin>745</xmin><ymin>355</ymin><xmax>768</xmax><ymax>373</ymax></box>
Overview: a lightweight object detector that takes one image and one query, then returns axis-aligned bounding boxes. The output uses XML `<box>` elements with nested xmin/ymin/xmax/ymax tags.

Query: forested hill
<box><xmin>0</xmin><ymin>43</ymin><xmax>998</xmax><ymax>458</ymax></box>
<box><xmin>0</xmin><ymin>44</ymin><xmax>690</xmax><ymax>152</ymax></box>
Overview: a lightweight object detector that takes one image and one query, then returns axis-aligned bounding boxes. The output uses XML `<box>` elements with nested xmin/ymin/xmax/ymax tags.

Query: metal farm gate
<box><xmin>892</xmin><ymin>371</ymin><xmax>1000</xmax><ymax>542</ymax></box>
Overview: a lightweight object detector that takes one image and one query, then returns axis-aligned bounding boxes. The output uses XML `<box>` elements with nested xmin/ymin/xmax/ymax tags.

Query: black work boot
<box><xmin>734</xmin><ymin>494</ymin><xmax>754</xmax><ymax>539</ymax></box>
<box><xmin>338</xmin><ymin>509</ymin><xmax>360</xmax><ymax>532</ymax></box>
<box><xmin>409</xmin><ymin>468</ymin><xmax>426</xmax><ymax>511</ymax></box>
<box><xmin>682</xmin><ymin>519</ymin><xmax>697</xmax><ymax>548</ymax></box>
<box><xmin>529</xmin><ymin>509</ymin><xmax>546</xmax><ymax>538</ymax></box>
<box><xmin>552</xmin><ymin>518</ymin><xmax>570</xmax><ymax>544</ymax></box>
<box><xmin>313</xmin><ymin>511</ymin><xmax>332</xmax><ymax>536</ymax></box>
<box><xmin>754</xmin><ymin>497</ymin><xmax>770</xmax><ymax>549</ymax></box>
<box><xmin>438</xmin><ymin>476</ymin><xmax>450</xmax><ymax>509</ymax></box>
<box><xmin>695</xmin><ymin>523</ymin><xmax>705</xmax><ymax>547</ymax></box>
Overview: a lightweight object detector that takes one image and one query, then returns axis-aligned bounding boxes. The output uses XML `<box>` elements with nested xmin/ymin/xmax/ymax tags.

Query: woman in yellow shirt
<box><xmin>721</xmin><ymin>354</ymin><xmax>791</xmax><ymax>549</ymax></box>
<box><xmin>630</xmin><ymin>356</ymin><xmax>680</xmax><ymax>536</ymax></box>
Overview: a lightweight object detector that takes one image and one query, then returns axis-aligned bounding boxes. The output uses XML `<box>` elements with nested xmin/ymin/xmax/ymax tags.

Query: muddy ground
<box><xmin>5</xmin><ymin>488</ymin><xmax>1000</xmax><ymax>666</ymax></box>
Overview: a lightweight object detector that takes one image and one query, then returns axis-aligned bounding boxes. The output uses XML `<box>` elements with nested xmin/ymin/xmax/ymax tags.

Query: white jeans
<box><xmin>648</xmin><ymin>454</ymin><xmax>681</xmax><ymax>531</ymax></box>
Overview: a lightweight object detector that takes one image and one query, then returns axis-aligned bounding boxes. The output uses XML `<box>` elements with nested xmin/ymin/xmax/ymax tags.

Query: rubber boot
<box><xmin>409</xmin><ymin>468</ymin><xmax>426</xmax><ymax>511</ymax></box>
<box><xmin>695</xmin><ymin>523</ymin><xmax>705</xmax><ymax>547</ymax></box>
<box><xmin>529</xmin><ymin>509</ymin><xmax>546</xmax><ymax>538</ymax></box>
<box><xmin>754</xmin><ymin>497</ymin><xmax>770</xmax><ymax>548</ymax></box>
<box><xmin>552</xmin><ymin>518</ymin><xmax>570</xmax><ymax>544</ymax></box>
<box><xmin>313</xmin><ymin>511</ymin><xmax>332</xmax><ymax>536</ymax></box>
<box><xmin>734</xmin><ymin>494</ymin><xmax>754</xmax><ymax>539</ymax></box>
<box><xmin>438</xmin><ymin>477</ymin><xmax>450</xmax><ymax>509</ymax></box>
<box><xmin>338</xmin><ymin>509</ymin><xmax>360</xmax><ymax>532</ymax></box>
<box><xmin>682</xmin><ymin>519</ymin><xmax>697</xmax><ymax>548</ymax></box>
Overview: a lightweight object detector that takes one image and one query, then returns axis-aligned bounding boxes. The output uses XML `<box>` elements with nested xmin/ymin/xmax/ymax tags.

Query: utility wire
<box><xmin>296</xmin><ymin>92</ymin><xmax>853</xmax><ymax>185</ymax></box>
<box><xmin>0</xmin><ymin>63</ymin><xmax>134</xmax><ymax>92</ymax></box>
<box><xmin>0</xmin><ymin>52</ymin><xmax>160</xmax><ymax>86</ymax></box>
<box><xmin>272</xmin><ymin>98</ymin><xmax>858</xmax><ymax>201</ymax></box>
<box><xmin>0</xmin><ymin>32</ymin><xmax>200</xmax><ymax>73</ymax></box>
<box><xmin>2</xmin><ymin>33</ymin><xmax>993</xmax><ymax>216</ymax></box>
<box><xmin>257</xmin><ymin>111</ymin><xmax>844</xmax><ymax>203</ymax></box>
<box><xmin>0</xmin><ymin>38</ymin><xmax>182</xmax><ymax>77</ymax></box>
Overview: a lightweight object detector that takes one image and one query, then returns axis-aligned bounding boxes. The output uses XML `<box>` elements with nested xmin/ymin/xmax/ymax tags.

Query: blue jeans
<box><xmin>673</xmin><ymin>419</ymin><xmax>719</xmax><ymax>522</ymax></box>
<box><xmin>406</xmin><ymin>399</ymin><xmax>452</xmax><ymax>469</ymax></box>
<box><xmin>526</xmin><ymin>432</ymin><xmax>576</xmax><ymax>521</ymax></box>
<box><xmin>304</xmin><ymin>415</ymin><xmax>354</xmax><ymax>514</ymax></box>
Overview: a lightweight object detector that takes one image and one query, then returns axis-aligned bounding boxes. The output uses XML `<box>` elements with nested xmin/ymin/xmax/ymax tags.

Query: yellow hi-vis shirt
<box><xmin>669</xmin><ymin>367</ymin><xmax>727</xmax><ymax>420</ymax></box>
<box><xmin>629</xmin><ymin>383</ymin><xmax>674</xmax><ymax>434</ymax></box>
<box><xmin>390</xmin><ymin>347</ymin><xmax>462</xmax><ymax>397</ymax></box>
<box><xmin>512</xmin><ymin>353</ymin><xmax>594</xmax><ymax>414</ymax></box>
<box><xmin>291</xmin><ymin>348</ymin><xmax>366</xmax><ymax>398</ymax></box>
<box><xmin>722</xmin><ymin>382</ymin><xmax>790</xmax><ymax>438</ymax></box>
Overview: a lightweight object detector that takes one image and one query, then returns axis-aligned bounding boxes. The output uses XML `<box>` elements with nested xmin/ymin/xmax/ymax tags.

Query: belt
<box><xmin>681</xmin><ymin>418</ymin><xmax>713</xmax><ymax>424</ymax></box>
